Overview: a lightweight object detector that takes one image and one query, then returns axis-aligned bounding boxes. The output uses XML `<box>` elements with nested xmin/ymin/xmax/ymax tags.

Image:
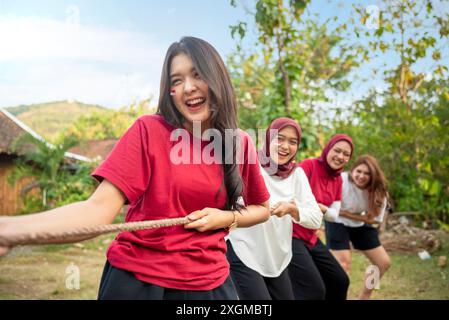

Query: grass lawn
<box><xmin>348</xmin><ymin>249</ymin><xmax>449</xmax><ymax>299</ymax></box>
<box><xmin>0</xmin><ymin>233</ymin><xmax>448</xmax><ymax>300</ymax></box>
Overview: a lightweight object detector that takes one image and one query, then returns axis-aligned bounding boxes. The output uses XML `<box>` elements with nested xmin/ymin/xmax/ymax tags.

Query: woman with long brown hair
<box><xmin>0</xmin><ymin>37</ymin><xmax>270</xmax><ymax>299</ymax></box>
<box><xmin>325</xmin><ymin>154</ymin><xmax>391</xmax><ymax>300</ymax></box>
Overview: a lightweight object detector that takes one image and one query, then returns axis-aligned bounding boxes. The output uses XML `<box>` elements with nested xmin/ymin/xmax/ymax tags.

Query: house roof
<box><xmin>68</xmin><ymin>139</ymin><xmax>117</xmax><ymax>161</ymax></box>
<box><xmin>0</xmin><ymin>108</ymin><xmax>91</xmax><ymax>162</ymax></box>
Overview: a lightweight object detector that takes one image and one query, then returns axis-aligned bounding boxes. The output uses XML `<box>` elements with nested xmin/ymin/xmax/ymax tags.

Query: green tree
<box><xmin>64</xmin><ymin>98</ymin><xmax>155</xmax><ymax>141</ymax></box>
<box><xmin>8</xmin><ymin>134</ymin><xmax>97</xmax><ymax>213</ymax></box>
<box><xmin>229</xmin><ymin>0</ymin><xmax>366</xmax><ymax>158</ymax></box>
<box><xmin>353</xmin><ymin>0</ymin><xmax>449</xmax><ymax>110</ymax></box>
<box><xmin>336</xmin><ymin>0</ymin><xmax>449</xmax><ymax>226</ymax></box>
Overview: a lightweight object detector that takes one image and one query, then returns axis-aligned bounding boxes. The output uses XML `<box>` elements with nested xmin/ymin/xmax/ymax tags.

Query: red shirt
<box><xmin>292</xmin><ymin>158</ymin><xmax>342</xmax><ymax>246</ymax></box>
<box><xmin>92</xmin><ymin>115</ymin><xmax>269</xmax><ymax>290</ymax></box>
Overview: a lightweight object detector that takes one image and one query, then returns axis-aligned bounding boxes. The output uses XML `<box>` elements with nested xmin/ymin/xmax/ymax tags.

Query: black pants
<box><xmin>288</xmin><ymin>238</ymin><xmax>349</xmax><ymax>300</ymax></box>
<box><xmin>98</xmin><ymin>260</ymin><xmax>238</xmax><ymax>300</ymax></box>
<box><xmin>226</xmin><ymin>241</ymin><xmax>294</xmax><ymax>300</ymax></box>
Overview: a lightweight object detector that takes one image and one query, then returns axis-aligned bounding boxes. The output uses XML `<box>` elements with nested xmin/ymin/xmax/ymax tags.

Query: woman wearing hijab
<box><xmin>226</xmin><ymin>117</ymin><xmax>322</xmax><ymax>300</ymax></box>
<box><xmin>288</xmin><ymin>134</ymin><xmax>353</xmax><ymax>300</ymax></box>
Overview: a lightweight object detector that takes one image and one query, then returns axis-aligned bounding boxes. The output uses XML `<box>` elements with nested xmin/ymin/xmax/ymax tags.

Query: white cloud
<box><xmin>0</xmin><ymin>15</ymin><xmax>167</xmax><ymax>108</ymax></box>
<box><xmin>0</xmin><ymin>62</ymin><xmax>159</xmax><ymax>108</ymax></box>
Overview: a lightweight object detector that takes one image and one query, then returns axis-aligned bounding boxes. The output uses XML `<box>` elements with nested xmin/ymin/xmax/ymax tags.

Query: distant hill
<box><xmin>6</xmin><ymin>101</ymin><xmax>112</xmax><ymax>142</ymax></box>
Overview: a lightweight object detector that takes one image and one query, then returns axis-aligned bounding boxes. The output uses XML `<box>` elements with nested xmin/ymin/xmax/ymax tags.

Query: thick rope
<box><xmin>0</xmin><ymin>217</ymin><xmax>190</xmax><ymax>247</ymax></box>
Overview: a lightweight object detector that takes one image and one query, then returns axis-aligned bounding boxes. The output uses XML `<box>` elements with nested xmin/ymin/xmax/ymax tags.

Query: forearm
<box><xmin>1</xmin><ymin>199</ymin><xmax>122</xmax><ymax>244</ymax></box>
<box><xmin>339</xmin><ymin>211</ymin><xmax>371</xmax><ymax>223</ymax></box>
<box><xmin>235</xmin><ymin>203</ymin><xmax>270</xmax><ymax>228</ymax></box>
<box><xmin>294</xmin><ymin>202</ymin><xmax>322</xmax><ymax>229</ymax></box>
<box><xmin>289</xmin><ymin>205</ymin><xmax>300</xmax><ymax>223</ymax></box>
<box><xmin>323</xmin><ymin>201</ymin><xmax>341</xmax><ymax>222</ymax></box>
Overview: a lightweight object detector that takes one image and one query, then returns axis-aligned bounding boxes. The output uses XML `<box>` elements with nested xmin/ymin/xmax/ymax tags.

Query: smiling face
<box><xmin>269</xmin><ymin>126</ymin><xmax>299</xmax><ymax>165</ymax></box>
<box><xmin>326</xmin><ymin>140</ymin><xmax>352</xmax><ymax>170</ymax></box>
<box><xmin>170</xmin><ymin>53</ymin><xmax>211</xmax><ymax>132</ymax></box>
<box><xmin>351</xmin><ymin>163</ymin><xmax>371</xmax><ymax>189</ymax></box>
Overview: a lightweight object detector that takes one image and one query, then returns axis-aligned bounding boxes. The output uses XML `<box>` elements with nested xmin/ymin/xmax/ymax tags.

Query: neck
<box><xmin>183</xmin><ymin>120</ymin><xmax>211</xmax><ymax>138</ymax></box>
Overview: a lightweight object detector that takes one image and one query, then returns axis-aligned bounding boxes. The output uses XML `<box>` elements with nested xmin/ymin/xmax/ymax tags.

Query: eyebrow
<box><xmin>170</xmin><ymin>67</ymin><xmax>197</xmax><ymax>78</ymax></box>
<box><xmin>278</xmin><ymin>134</ymin><xmax>298</xmax><ymax>141</ymax></box>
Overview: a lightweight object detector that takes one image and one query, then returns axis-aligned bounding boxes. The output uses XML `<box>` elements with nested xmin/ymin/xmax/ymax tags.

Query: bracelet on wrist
<box><xmin>225</xmin><ymin>211</ymin><xmax>238</xmax><ymax>231</ymax></box>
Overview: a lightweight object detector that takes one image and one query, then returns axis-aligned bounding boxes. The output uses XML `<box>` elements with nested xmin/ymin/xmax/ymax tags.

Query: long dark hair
<box><xmin>349</xmin><ymin>155</ymin><xmax>388</xmax><ymax>216</ymax></box>
<box><xmin>157</xmin><ymin>36</ymin><xmax>243</xmax><ymax>211</ymax></box>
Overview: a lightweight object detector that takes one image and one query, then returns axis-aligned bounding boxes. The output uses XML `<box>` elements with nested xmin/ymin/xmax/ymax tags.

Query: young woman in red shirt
<box><xmin>288</xmin><ymin>134</ymin><xmax>353</xmax><ymax>300</ymax></box>
<box><xmin>0</xmin><ymin>37</ymin><xmax>270</xmax><ymax>300</ymax></box>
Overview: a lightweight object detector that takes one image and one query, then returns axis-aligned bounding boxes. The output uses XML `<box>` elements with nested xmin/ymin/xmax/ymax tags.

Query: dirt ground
<box><xmin>0</xmin><ymin>227</ymin><xmax>448</xmax><ymax>300</ymax></box>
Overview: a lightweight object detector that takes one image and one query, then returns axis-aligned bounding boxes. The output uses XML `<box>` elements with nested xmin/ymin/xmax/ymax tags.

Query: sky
<box><xmin>0</xmin><ymin>0</ymin><xmax>253</xmax><ymax>108</ymax></box>
<box><xmin>0</xmin><ymin>0</ymin><xmax>448</xmax><ymax>110</ymax></box>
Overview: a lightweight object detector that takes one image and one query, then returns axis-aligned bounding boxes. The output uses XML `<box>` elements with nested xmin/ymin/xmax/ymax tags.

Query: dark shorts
<box><xmin>98</xmin><ymin>260</ymin><xmax>238</xmax><ymax>300</ymax></box>
<box><xmin>325</xmin><ymin>221</ymin><xmax>381</xmax><ymax>251</ymax></box>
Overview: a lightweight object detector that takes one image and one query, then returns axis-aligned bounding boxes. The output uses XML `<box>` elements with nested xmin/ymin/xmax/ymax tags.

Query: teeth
<box><xmin>186</xmin><ymin>98</ymin><xmax>205</xmax><ymax>106</ymax></box>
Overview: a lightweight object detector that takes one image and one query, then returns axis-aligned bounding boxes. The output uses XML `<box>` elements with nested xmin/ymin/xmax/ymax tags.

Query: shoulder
<box><xmin>237</xmin><ymin>129</ymin><xmax>255</xmax><ymax>144</ymax></box>
<box><xmin>298</xmin><ymin>158</ymin><xmax>317</xmax><ymax>175</ymax></box>
<box><xmin>293</xmin><ymin>166</ymin><xmax>307</xmax><ymax>179</ymax></box>
<box><xmin>299</xmin><ymin>158</ymin><xmax>316</xmax><ymax>168</ymax></box>
<box><xmin>342</xmin><ymin>172</ymin><xmax>360</xmax><ymax>190</ymax></box>
<box><xmin>236</xmin><ymin>129</ymin><xmax>257</xmax><ymax>153</ymax></box>
<box><xmin>340</xmin><ymin>172</ymin><xmax>350</xmax><ymax>190</ymax></box>
<box><xmin>131</xmin><ymin>114</ymin><xmax>175</xmax><ymax>137</ymax></box>
<box><xmin>291</xmin><ymin>167</ymin><xmax>311</xmax><ymax>185</ymax></box>
<box><xmin>135</xmin><ymin>114</ymin><xmax>171</xmax><ymax>128</ymax></box>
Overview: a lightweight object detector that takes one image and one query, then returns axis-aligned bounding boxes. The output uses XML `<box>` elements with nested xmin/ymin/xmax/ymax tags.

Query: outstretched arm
<box><xmin>0</xmin><ymin>180</ymin><xmax>126</xmax><ymax>255</ymax></box>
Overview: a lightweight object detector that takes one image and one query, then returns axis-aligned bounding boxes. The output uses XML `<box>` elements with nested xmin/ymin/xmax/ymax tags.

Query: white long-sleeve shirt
<box><xmin>227</xmin><ymin>167</ymin><xmax>322</xmax><ymax>277</ymax></box>
<box><xmin>335</xmin><ymin>172</ymin><xmax>387</xmax><ymax>227</ymax></box>
<box><xmin>323</xmin><ymin>201</ymin><xmax>341</xmax><ymax>222</ymax></box>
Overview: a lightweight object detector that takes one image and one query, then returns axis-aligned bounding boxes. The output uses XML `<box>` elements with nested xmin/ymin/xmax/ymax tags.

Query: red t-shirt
<box><xmin>92</xmin><ymin>115</ymin><xmax>269</xmax><ymax>290</ymax></box>
<box><xmin>292</xmin><ymin>158</ymin><xmax>342</xmax><ymax>247</ymax></box>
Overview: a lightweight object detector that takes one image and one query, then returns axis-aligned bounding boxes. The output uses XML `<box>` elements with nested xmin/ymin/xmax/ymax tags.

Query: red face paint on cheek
<box><xmin>170</xmin><ymin>89</ymin><xmax>176</xmax><ymax>96</ymax></box>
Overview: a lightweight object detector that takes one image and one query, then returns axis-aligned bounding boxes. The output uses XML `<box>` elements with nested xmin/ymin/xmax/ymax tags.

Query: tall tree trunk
<box><xmin>398</xmin><ymin>1</ymin><xmax>411</xmax><ymax>113</ymax></box>
<box><xmin>275</xmin><ymin>0</ymin><xmax>292</xmax><ymax>116</ymax></box>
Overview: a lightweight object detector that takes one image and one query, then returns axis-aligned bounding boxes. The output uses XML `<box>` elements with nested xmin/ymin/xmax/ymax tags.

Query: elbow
<box><xmin>84</xmin><ymin>198</ymin><xmax>117</xmax><ymax>225</ymax></box>
<box><xmin>311</xmin><ymin>215</ymin><xmax>323</xmax><ymax>229</ymax></box>
<box><xmin>314</xmin><ymin>207</ymin><xmax>324</xmax><ymax>226</ymax></box>
<box><xmin>258</xmin><ymin>202</ymin><xmax>271</xmax><ymax>223</ymax></box>
<box><xmin>324</xmin><ymin>208</ymin><xmax>339</xmax><ymax>223</ymax></box>
<box><xmin>261</xmin><ymin>206</ymin><xmax>270</xmax><ymax>223</ymax></box>
<box><xmin>299</xmin><ymin>211</ymin><xmax>322</xmax><ymax>230</ymax></box>
<box><xmin>323</xmin><ymin>212</ymin><xmax>335</xmax><ymax>223</ymax></box>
